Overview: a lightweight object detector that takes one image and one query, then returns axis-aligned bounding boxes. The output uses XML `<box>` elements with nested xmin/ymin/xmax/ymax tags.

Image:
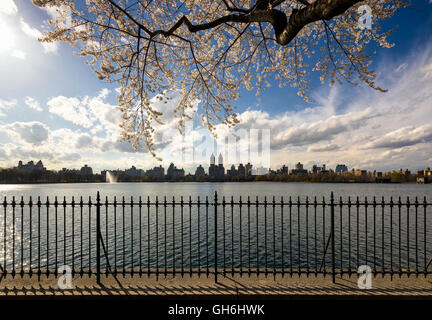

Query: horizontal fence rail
<box><xmin>0</xmin><ymin>192</ymin><xmax>431</xmax><ymax>283</ymax></box>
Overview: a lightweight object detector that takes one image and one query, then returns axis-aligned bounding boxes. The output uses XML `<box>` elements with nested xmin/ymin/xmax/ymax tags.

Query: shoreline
<box><xmin>0</xmin><ymin>180</ymin><xmax>426</xmax><ymax>185</ymax></box>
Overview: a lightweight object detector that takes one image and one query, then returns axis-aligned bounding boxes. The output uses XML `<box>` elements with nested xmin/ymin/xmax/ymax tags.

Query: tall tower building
<box><xmin>218</xmin><ymin>153</ymin><xmax>223</xmax><ymax>166</ymax></box>
<box><xmin>210</xmin><ymin>153</ymin><xmax>215</xmax><ymax>165</ymax></box>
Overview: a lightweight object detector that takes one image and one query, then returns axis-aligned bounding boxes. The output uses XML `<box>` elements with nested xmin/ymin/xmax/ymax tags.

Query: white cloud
<box><xmin>0</xmin><ymin>98</ymin><xmax>17</xmax><ymax>116</ymax></box>
<box><xmin>75</xmin><ymin>134</ymin><xmax>93</xmax><ymax>149</ymax></box>
<box><xmin>6</xmin><ymin>121</ymin><xmax>49</xmax><ymax>145</ymax></box>
<box><xmin>307</xmin><ymin>144</ymin><xmax>340</xmax><ymax>153</ymax></box>
<box><xmin>47</xmin><ymin>96</ymin><xmax>94</xmax><ymax>128</ymax></box>
<box><xmin>0</xmin><ymin>19</ymin><xmax>15</xmax><ymax>54</ymax></box>
<box><xmin>364</xmin><ymin>125</ymin><xmax>432</xmax><ymax>149</ymax></box>
<box><xmin>11</xmin><ymin>49</ymin><xmax>26</xmax><ymax>60</ymax></box>
<box><xmin>19</xmin><ymin>17</ymin><xmax>58</xmax><ymax>54</ymax></box>
<box><xmin>0</xmin><ymin>147</ymin><xmax>7</xmax><ymax>160</ymax></box>
<box><xmin>47</xmin><ymin>89</ymin><xmax>122</xmax><ymax>139</ymax></box>
<box><xmin>24</xmin><ymin>97</ymin><xmax>43</xmax><ymax>111</ymax></box>
<box><xmin>421</xmin><ymin>58</ymin><xmax>432</xmax><ymax>79</ymax></box>
<box><xmin>0</xmin><ymin>0</ymin><xmax>17</xmax><ymax>15</ymax></box>
<box><xmin>271</xmin><ymin>107</ymin><xmax>376</xmax><ymax>149</ymax></box>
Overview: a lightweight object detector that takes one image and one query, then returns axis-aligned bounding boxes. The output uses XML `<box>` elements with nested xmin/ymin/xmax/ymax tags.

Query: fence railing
<box><xmin>0</xmin><ymin>191</ymin><xmax>431</xmax><ymax>283</ymax></box>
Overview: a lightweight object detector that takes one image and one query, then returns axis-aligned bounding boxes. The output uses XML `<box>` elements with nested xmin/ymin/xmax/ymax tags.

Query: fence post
<box><xmin>214</xmin><ymin>191</ymin><xmax>218</xmax><ymax>283</ymax></box>
<box><xmin>330</xmin><ymin>191</ymin><xmax>336</xmax><ymax>283</ymax></box>
<box><xmin>96</xmin><ymin>191</ymin><xmax>101</xmax><ymax>285</ymax></box>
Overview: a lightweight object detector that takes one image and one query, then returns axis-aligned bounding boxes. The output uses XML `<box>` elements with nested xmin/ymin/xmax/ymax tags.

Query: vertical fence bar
<box><xmin>148</xmin><ymin>196</ymin><xmax>151</xmax><ymax>277</ymax></box>
<box><xmin>79</xmin><ymin>197</ymin><xmax>83</xmax><ymax>276</ymax></box>
<box><xmin>373</xmin><ymin>197</ymin><xmax>376</xmax><ymax>274</ymax></box>
<box><xmin>365</xmin><ymin>196</ymin><xmax>368</xmax><ymax>267</ymax></box>
<box><xmin>29</xmin><ymin>197</ymin><xmax>32</xmax><ymax>276</ymax></box>
<box><xmin>131</xmin><ymin>196</ymin><xmax>134</xmax><ymax>276</ymax></box>
<box><xmin>314</xmin><ymin>197</ymin><xmax>317</xmax><ymax>276</ymax></box>
<box><xmin>164</xmin><ymin>196</ymin><xmax>167</xmax><ymax>277</ymax></box>
<box><xmin>72</xmin><ymin>197</ymin><xmax>75</xmax><ymax>277</ymax></box>
<box><xmin>273</xmin><ymin>196</ymin><xmax>276</xmax><ymax>279</ymax></box>
<box><xmin>239</xmin><ymin>196</ymin><xmax>242</xmax><ymax>277</ymax></box>
<box><xmin>197</xmin><ymin>196</ymin><xmax>201</xmax><ymax>277</ymax></box>
<box><xmin>114</xmin><ymin>196</ymin><xmax>117</xmax><ymax>274</ymax></box>
<box><xmin>122</xmin><ymin>196</ymin><xmax>125</xmax><ymax>277</ymax></box>
<box><xmin>37</xmin><ymin>197</ymin><xmax>41</xmax><ymax>279</ymax></box>
<box><xmin>381</xmin><ymin>197</ymin><xmax>385</xmax><ymax>277</ymax></box>
<box><xmin>2</xmin><ymin>197</ymin><xmax>6</xmax><ymax>277</ymax></box>
<box><xmin>214</xmin><ymin>191</ymin><xmax>218</xmax><ymax>283</ymax></box>
<box><xmin>140</xmin><ymin>196</ymin><xmax>143</xmax><ymax>277</ymax></box>
<box><xmin>390</xmin><ymin>197</ymin><xmax>394</xmax><ymax>277</ymax></box>
<box><xmin>339</xmin><ymin>196</ymin><xmax>343</xmax><ymax>276</ymax></box>
<box><xmin>147</xmin><ymin>196</ymin><xmax>150</xmax><ymax>277</ymax></box>
<box><xmin>149</xmin><ymin>196</ymin><xmax>152</xmax><ymax>277</ymax></box>
<box><xmin>306</xmin><ymin>196</ymin><xmax>309</xmax><ymax>276</ymax></box>
<box><xmin>232</xmin><ymin>196</ymin><xmax>235</xmax><ymax>277</ymax></box>
<box><xmin>222</xmin><ymin>196</ymin><xmax>226</xmax><ymax>277</ymax></box>
<box><xmin>247</xmin><ymin>196</ymin><xmax>251</xmax><ymax>277</ymax></box>
<box><xmin>156</xmin><ymin>196</ymin><xmax>159</xmax><ymax>280</ymax></box>
<box><xmin>20</xmin><ymin>196</ymin><xmax>24</xmax><ymax>277</ymax></box>
<box><xmin>415</xmin><ymin>197</ymin><xmax>419</xmax><ymax>276</ymax></box>
<box><xmin>281</xmin><ymin>196</ymin><xmax>284</xmax><ymax>277</ymax></box>
<box><xmin>424</xmin><ymin>197</ymin><xmax>427</xmax><ymax>277</ymax></box>
<box><xmin>96</xmin><ymin>191</ymin><xmax>101</xmax><ymax>285</ymax></box>
<box><xmin>356</xmin><ymin>197</ymin><xmax>359</xmax><ymax>271</ymax></box>
<box><xmin>289</xmin><ymin>196</ymin><xmax>293</xmax><ymax>276</ymax></box>
<box><xmin>348</xmin><ymin>197</ymin><xmax>351</xmax><ymax>276</ymax></box>
<box><xmin>63</xmin><ymin>197</ymin><xmax>67</xmax><ymax>269</ymax></box>
<box><xmin>297</xmin><ymin>196</ymin><xmax>300</xmax><ymax>276</ymax></box>
<box><xmin>407</xmin><ymin>197</ymin><xmax>410</xmax><ymax>275</ymax></box>
<box><xmin>105</xmin><ymin>196</ymin><xmax>108</xmax><ymax>277</ymax></box>
<box><xmin>265</xmin><ymin>196</ymin><xmax>268</xmax><ymax>277</ymax></box>
<box><xmin>54</xmin><ymin>196</ymin><xmax>58</xmax><ymax>277</ymax></box>
<box><xmin>172</xmin><ymin>197</ymin><xmax>176</xmax><ymax>277</ymax></box>
<box><xmin>398</xmin><ymin>197</ymin><xmax>402</xmax><ymax>277</ymax></box>
<box><xmin>181</xmin><ymin>196</ymin><xmax>184</xmax><ymax>277</ymax></box>
<box><xmin>206</xmin><ymin>196</ymin><xmax>209</xmax><ymax>277</ymax></box>
<box><xmin>256</xmin><ymin>196</ymin><xmax>259</xmax><ymax>276</ymax></box>
<box><xmin>322</xmin><ymin>196</ymin><xmax>326</xmax><ymax>276</ymax></box>
<box><xmin>12</xmin><ymin>196</ymin><xmax>15</xmax><ymax>278</ymax></box>
<box><xmin>88</xmin><ymin>196</ymin><xmax>92</xmax><ymax>276</ymax></box>
<box><xmin>189</xmin><ymin>196</ymin><xmax>192</xmax><ymax>277</ymax></box>
<box><xmin>330</xmin><ymin>192</ymin><xmax>335</xmax><ymax>283</ymax></box>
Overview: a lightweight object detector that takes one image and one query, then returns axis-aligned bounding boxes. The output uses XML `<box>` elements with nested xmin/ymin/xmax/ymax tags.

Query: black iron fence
<box><xmin>1</xmin><ymin>191</ymin><xmax>431</xmax><ymax>283</ymax></box>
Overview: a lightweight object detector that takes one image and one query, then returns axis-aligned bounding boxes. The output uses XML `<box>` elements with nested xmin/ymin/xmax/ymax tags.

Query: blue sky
<box><xmin>0</xmin><ymin>0</ymin><xmax>432</xmax><ymax>174</ymax></box>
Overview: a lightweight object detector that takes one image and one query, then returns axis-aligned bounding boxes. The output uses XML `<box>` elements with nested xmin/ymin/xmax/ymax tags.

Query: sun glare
<box><xmin>0</xmin><ymin>19</ymin><xmax>15</xmax><ymax>54</ymax></box>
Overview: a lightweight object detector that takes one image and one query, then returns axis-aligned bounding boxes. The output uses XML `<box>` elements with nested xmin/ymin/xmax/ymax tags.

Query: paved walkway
<box><xmin>0</xmin><ymin>273</ymin><xmax>431</xmax><ymax>296</ymax></box>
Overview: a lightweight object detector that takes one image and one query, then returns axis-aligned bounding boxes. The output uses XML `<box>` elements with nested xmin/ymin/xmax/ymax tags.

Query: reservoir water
<box><xmin>0</xmin><ymin>182</ymin><xmax>431</xmax><ymax>274</ymax></box>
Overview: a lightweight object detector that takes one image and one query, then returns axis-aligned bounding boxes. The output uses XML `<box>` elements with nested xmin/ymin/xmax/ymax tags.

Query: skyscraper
<box><xmin>209</xmin><ymin>153</ymin><xmax>224</xmax><ymax>180</ymax></box>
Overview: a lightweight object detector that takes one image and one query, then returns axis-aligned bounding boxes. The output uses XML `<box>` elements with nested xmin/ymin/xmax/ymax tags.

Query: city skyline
<box><xmin>7</xmin><ymin>157</ymin><xmax>431</xmax><ymax>178</ymax></box>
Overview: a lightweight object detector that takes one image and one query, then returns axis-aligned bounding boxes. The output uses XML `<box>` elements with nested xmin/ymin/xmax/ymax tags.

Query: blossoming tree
<box><xmin>32</xmin><ymin>0</ymin><xmax>405</xmax><ymax>156</ymax></box>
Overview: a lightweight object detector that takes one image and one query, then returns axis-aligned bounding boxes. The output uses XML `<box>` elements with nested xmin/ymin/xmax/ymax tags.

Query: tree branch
<box><xmin>108</xmin><ymin>0</ymin><xmax>362</xmax><ymax>47</ymax></box>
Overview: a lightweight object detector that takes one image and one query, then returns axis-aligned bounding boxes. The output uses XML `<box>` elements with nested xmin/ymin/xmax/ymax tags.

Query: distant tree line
<box><xmin>0</xmin><ymin>169</ymin><xmax>103</xmax><ymax>184</ymax></box>
<box><xmin>0</xmin><ymin>168</ymin><xmax>418</xmax><ymax>184</ymax></box>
